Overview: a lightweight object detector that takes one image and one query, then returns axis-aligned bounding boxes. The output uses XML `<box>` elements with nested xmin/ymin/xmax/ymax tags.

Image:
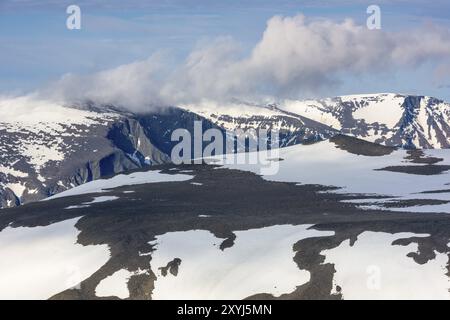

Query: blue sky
<box><xmin>1</xmin><ymin>0</ymin><xmax>450</xmax><ymax>101</ymax></box>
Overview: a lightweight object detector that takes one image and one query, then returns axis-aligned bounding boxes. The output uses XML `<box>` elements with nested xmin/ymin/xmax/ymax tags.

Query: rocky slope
<box><xmin>0</xmin><ymin>97</ymin><xmax>335</xmax><ymax>208</ymax></box>
<box><xmin>0</xmin><ymin>97</ymin><xmax>175</xmax><ymax>208</ymax></box>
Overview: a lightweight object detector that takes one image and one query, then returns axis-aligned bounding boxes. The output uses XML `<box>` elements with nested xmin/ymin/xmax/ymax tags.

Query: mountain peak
<box><xmin>280</xmin><ymin>93</ymin><xmax>450</xmax><ymax>149</ymax></box>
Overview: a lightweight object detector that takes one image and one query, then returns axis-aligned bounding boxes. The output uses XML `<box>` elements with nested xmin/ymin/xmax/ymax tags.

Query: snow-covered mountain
<box><xmin>0</xmin><ymin>97</ymin><xmax>334</xmax><ymax>208</ymax></box>
<box><xmin>0</xmin><ymin>96</ymin><xmax>172</xmax><ymax>208</ymax></box>
<box><xmin>281</xmin><ymin>93</ymin><xmax>450</xmax><ymax>149</ymax></box>
<box><xmin>180</xmin><ymin>100</ymin><xmax>336</xmax><ymax>146</ymax></box>
<box><xmin>1</xmin><ymin>93</ymin><xmax>450</xmax><ymax>208</ymax></box>
<box><xmin>180</xmin><ymin>93</ymin><xmax>450</xmax><ymax>149</ymax></box>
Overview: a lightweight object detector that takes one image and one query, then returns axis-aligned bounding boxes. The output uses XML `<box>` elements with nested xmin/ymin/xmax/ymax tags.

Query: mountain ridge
<box><xmin>280</xmin><ymin>93</ymin><xmax>450</xmax><ymax>149</ymax></box>
<box><xmin>1</xmin><ymin>93</ymin><xmax>449</xmax><ymax>208</ymax></box>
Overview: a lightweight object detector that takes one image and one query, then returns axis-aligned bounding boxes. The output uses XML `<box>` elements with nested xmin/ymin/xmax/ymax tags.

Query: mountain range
<box><xmin>1</xmin><ymin>93</ymin><xmax>450</xmax><ymax>208</ymax></box>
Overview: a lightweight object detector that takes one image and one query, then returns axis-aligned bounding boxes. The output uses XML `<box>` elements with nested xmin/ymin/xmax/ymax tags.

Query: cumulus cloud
<box><xmin>40</xmin><ymin>14</ymin><xmax>450</xmax><ymax>111</ymax></box>
<box><xmin>42</xmin><ymin>53</ymin><xmax>171</xmax><ymax>109</ymax></box>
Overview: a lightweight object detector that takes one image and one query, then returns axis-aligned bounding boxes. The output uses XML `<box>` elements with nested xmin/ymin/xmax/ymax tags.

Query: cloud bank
<box><xmin>40</xmin><ymin>14</ymin><xmax>450</xmax><ymax>111</ymax></box>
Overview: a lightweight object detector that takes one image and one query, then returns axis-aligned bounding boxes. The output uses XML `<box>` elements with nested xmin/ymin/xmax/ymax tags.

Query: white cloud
<box><xmin>41</xmin><ymin>52</ymin><xmax>172</xmax><ymax>109</ymax></box>
<box><xmin>39</xmin><ymin>14</ymin><xmax>450</xmax><ymax>111</ymax></box>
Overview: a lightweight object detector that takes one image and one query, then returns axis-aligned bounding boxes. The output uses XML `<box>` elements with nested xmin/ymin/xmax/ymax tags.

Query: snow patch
<box><xmin>0</xmin><ymin>166</ymin><xmax>28</xmax><ymax>178</ymax></box>
<box><xmin>0</xmin><ymin>218</ymin><xmax>110</xmax><ymax>299</ymax></box>
<box><xmin>348</xmin><ymin>93</ymin><xmax>404</xmax><ymax>128</ymax></box>
<box><xmin>47</xmin><ymin>170</ymin><xmax>193</xmax><ymax>200</ymax></box>
<box><xmin>214</xmin><ymin>140</ymin><xmax>450</xmax><ymax>213</ymax></box>
<box><xmin>5</xmin><ymin>183</ymin><xmax>26</xmax><ymax>198</ymax></box>
<box><xmin>64</xmin><ymin>196</ymin><xmax>119</xmax><ymax>209</ymax></box>
<box><xmin>150</xmin><ymin>224</ymin><xmax>334</xmax><ymax>299</ymax></box>
<box><xmin>322</xmin><ymin>231</ymin><xmax>450</xmax><ymax>299</ymax></box>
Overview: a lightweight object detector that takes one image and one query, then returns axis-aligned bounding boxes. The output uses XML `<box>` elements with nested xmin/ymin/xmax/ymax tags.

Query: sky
<box><xmin>1</xmin><ymin>0</ymin><xmax>450</xmax><ymax>107</ymax></box>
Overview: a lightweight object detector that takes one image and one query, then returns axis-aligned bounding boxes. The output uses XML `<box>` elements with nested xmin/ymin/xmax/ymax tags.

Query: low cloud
<box><xmin>40</xmin><ymin>14</ymin><xmax>450</xmax><ymax>111</ymax></box>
